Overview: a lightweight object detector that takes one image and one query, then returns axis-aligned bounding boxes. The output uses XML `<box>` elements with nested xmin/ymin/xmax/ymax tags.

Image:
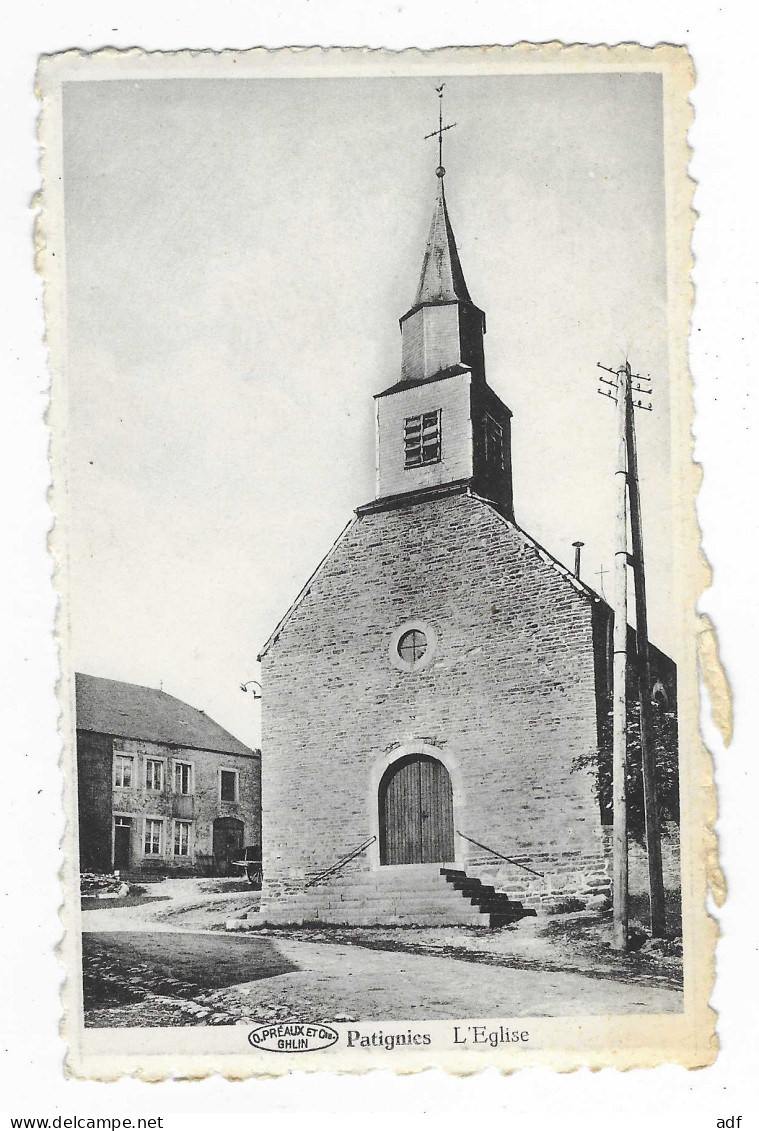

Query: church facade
<box><xmin>257</xmin><ymin>163</ymin><xmax>676</xmax><ymax>924</ymax></box>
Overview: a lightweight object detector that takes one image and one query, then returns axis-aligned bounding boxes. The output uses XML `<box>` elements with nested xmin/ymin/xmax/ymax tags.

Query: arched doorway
<box><xmin>212</xmin><ymin>817</ymin><xmax>244</xmax><ymax>875</ymax></box>
<box><xmin>379</xmin><ymin>754</ymin><xmax>454</xmax><ymax>865</ymax></box>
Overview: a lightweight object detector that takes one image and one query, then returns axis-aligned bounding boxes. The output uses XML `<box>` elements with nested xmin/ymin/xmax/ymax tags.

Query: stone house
<box><xmin>75</xmin><ymin>673</ymin><xmax>261</xmax><ymax>876</ymax></box>
<box><xmin>257</xmin><ymin>166</ymin><xmax>677</xmax><ymax>926</ymax></box>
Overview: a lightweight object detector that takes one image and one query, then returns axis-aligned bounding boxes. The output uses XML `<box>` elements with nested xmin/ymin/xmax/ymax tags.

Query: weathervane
<box><xmin>424</xmin><ymin>83</ymin><xmax>457</xmax><ymax>178</ymax></box>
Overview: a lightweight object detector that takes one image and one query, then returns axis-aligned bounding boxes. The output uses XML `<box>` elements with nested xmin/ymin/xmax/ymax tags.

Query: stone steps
<box><xmin>261</xmin><ymin>900</ymin><xmax>469</xmax><ymax>921</ymax></box>
<box><xmin>328</xmin><ymin>867</ymin><xmax>455</xmax><ymax>891</ymax></box>
<box><xmin>440</xmin><ymin>867</ymin><xmax>537</xmax><ymax>926</ymax></box>
<box><xmin>287</xmin><ymin>884</ymin><xmax>464</xmax><ymax>904</ymax></box>
<box><xmin>250</xmin><ymin>864</ymin><xmax>537</xmax><ymax>928</ymax></box>
<box><xmin>260</xmin><ymin>907</ymin><xmax>486</xmax><ymax>927</ymax></box>
<box><xmin>302</xmin><ymin>883</ymin><xmax>459</xmax><ymax>903</ymax></box>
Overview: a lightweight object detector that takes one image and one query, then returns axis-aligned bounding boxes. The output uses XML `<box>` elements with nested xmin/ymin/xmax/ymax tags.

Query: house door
<box><xmin>113</xmin><ymin>817</ymin><xmax>132</xmax><ymax>870</ymax></box>
<box><xmin>212</xmin><ymin>817</ymin><xmax>244</xmax><ymax>875</ymax></box>
<box><xmin>379</xmin><ymin>755</ymin><xmax>454</xmax><ymax>865</ymax></box>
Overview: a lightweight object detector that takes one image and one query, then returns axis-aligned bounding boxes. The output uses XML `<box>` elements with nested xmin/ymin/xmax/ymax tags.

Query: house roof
<box><xmin>75</xmin><ymin>673</ymin><xmax>256</xmax><ymax>758</ymax></box>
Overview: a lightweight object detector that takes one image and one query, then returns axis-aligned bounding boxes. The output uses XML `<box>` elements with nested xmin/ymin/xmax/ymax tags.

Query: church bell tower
<box><xmin>370</xmin><ymin>91</ymin><xmax>514</xmax><ymax>521</ymax></box>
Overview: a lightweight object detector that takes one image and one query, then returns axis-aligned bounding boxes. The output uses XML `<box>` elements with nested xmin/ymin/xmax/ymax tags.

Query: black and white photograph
<box><xmin>37</xmin><ymin>45</ymin><xmax>713</xmax><ymax>1075</ymax></box>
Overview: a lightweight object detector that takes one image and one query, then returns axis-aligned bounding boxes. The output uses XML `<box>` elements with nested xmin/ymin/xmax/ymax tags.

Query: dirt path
<box><xmin>84</xmin><ymin>928</ymin><xmax>682</xmax><ymax>1025</ymax></box>
<box><xmin>82</xmin><ymin>877</ymin><xmax>259</xmax><ymax>932</ymax></box>
<box><xmin>229</xmin><ymin>935</ymin><xmax>682</xmax><ymax>1019</ymax></box>
<box><xmin>81</xmin><ymin>878</ymin><xmax>683</xmax><ymax>1025</ymax></box>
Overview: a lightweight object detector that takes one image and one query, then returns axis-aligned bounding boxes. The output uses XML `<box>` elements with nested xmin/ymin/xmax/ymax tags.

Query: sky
<box><xmin>62</xmin><ymin>72</ymin><xmax>670</xmax><ymax>749</ymax></box>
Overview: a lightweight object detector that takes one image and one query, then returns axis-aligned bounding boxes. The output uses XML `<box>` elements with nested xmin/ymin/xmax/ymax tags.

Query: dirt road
<box><xmin>81</xmin><ymin>879</ymin><xmax>682</xmax><ymax>1025</ymax></box>
<box><xmin>84</xmin><ymin>928</ymin><xmax>682</xmax><ymax>1024</ymax></box>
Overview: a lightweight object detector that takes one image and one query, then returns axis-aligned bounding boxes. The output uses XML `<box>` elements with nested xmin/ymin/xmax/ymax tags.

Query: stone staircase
<box><xmin>253</xmin><ymin>864</ymin><xmax>535</xmax><ymax>928</ymax></box>
<box><xmin>439</xmin><ymin>867</ymin><xmax>537</xmax><ymax>928</ymax></box>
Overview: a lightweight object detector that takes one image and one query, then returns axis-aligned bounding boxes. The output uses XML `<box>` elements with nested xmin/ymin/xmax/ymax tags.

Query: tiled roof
<box><xmin>75</xmin><ymin>673</ymin><xmax>256</xmax><ymax>757</ymax></box>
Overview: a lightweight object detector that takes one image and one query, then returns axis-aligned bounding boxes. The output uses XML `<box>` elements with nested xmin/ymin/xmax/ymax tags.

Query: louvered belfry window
<box><xmin>404</xmin><ymin>410</ymin><xmax>442</xmax><ymax>468</ymax></box>
<box><xmin>484</xmin><ymin>412</ymin><xmax>505</xmax><ymax>471</ymax></box>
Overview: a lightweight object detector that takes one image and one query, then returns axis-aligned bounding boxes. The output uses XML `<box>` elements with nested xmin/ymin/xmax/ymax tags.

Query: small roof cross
<box><xmin>424</xmin><ymin>83</ymin><xmax>457</xmax><ymax>179</ymax></box>
<box><xmin>595</xmin><ymin>564</ymin><xmax>609</xmax><ymax>599</ymax></box>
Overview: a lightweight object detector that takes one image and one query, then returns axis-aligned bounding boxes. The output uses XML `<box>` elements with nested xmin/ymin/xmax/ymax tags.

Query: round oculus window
<box><xmin>397</xmin><ymin>629</ymin><xmax>427</xmax><ymax>664</ymax></box>
<box><xmin>388</xmin><ymin>620</ymin><xmax>437</xmax><ymax>672</ymax></box>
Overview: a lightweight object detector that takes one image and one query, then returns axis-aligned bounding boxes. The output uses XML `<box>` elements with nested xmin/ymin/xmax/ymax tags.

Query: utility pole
<box><xmin>625</xmin><ymin>368</ymin><xmax>666</xmax><ymax>937</ymax></box>
<box><xmin>597</xmin><ymin>358</ymin><xmax>664</xmax><ymax>948</ymax></box>
<box><xmin>612</xmin><ymin>362</ymin><xmax>629</xmax><ymax>951</ymax></box>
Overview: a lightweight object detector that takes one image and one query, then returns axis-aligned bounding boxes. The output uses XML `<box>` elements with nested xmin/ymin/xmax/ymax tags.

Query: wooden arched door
<box><xmin>379</xmin><ymin>754</ymin><xmax>454</xmax><ymax>865</ymax></box>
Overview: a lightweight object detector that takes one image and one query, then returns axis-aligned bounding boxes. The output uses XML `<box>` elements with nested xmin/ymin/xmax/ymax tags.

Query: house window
<box><xmin>173</xmin><ymin>761</ymin><xmax>193</xmax><ymax>795</ymax></box>
<box><xmin>220</xmin><ymin>769</ymin><xmax>239</xmax><ymax>803</ymax></box>
<box><xmin>173</xmin><ymin>820</ymin><xmax>192</xmax><ymax>857</ymax></box>
<box><xmin>113</xmin><ymin>754</ymin><xmax>134</xmax><ymax>789</ymax></box>
<box><xmin>484</xmin><ymin>413</ymin><xmax>505</xmax><ymax>471</ymax></box>
<box><xmin>144</xmin><ymin>818</ymin><xmax>163</xmax><ymax>856</ymax></box>
<box><xmin>404</xmin><ymin>410</ymin><xmax>441</xmax><ymax>468</ymax></box>
<box><xmin>145</xmin><ymin>758</ymin><xmax>164</xmax><ymax>792</ymax></box>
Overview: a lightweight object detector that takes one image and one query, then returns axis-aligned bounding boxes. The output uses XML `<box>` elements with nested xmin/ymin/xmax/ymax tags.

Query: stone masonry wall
<box><xmin>110</xmin><ymin>737</ymin><xmax>260</xmax><ymax>874</ymax></box>
<box><xmin>261</xmin><ymin>492</ymin><xmax>609</xmax><ymax>908</ymax></box>
<box><xmin>76</xmin><ymin>730</ymin><xmax>113</xmax><ymax>873</ymax></box>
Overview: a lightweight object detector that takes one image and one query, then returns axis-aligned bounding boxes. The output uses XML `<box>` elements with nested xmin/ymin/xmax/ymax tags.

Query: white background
<box><xmin>0</xmin><ymin>0</ymin><xmax>756</xmax><ymax>1123</ymax></box>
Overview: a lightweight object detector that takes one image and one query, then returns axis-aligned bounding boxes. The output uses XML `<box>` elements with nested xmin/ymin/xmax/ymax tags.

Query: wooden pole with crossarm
<box><xmin>597</xmin><ymin>358</ymin><xmax>664</xmax><ymax>948</ymax></box>
<box><xmin>611</xmin><ymin>361</ymin><xmax>630</xmax><ymax>951</ymax></box>
<box><xmin>624</xmin><ymin>367</ymin><xmax>667</xmax><ymax>938</ymax></box>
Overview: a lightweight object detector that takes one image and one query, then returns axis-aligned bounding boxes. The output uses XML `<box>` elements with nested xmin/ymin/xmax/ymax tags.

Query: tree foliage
<box><xmin>574</xmin><ymin>697</ymin><xmax>680</xmax><ymax>844</ymax></box>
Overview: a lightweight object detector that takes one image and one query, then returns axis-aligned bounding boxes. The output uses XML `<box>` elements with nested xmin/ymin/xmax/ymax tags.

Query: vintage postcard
<box><xmin>39</xmin><ymin>44</ymin><xmax>716</xmax><ymax>1078</ymax></box>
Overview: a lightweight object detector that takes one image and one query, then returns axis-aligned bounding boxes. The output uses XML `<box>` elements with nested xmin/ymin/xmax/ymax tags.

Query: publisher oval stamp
<box><xmin>248</xmin><ymin>1023</ymin><xmax>339</xmax><ymax>1053</ymax></box>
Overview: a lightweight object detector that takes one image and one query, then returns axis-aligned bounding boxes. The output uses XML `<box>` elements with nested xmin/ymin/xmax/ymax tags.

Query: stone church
<box><xmin>257</xmin><ymin>161</ymin><xmax>677</xmax><ymax>926</ymax></box>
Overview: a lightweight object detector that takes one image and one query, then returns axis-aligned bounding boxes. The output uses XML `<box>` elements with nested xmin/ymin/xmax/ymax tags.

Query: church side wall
<box><xmin>260</xmin><ymin>492</ymin><xmax>609</xmax><ymax>909</ymax></box>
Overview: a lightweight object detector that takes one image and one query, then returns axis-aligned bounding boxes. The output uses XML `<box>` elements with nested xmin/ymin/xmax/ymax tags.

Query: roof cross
<box><xmin>424</xmin><ymin>83</ymin><xmax>457</xmax><ymax>179</ymax></box>
<box><xmin>595</xmin><ymin>564</ymin><xmax>609</xmax><ymax>598</ymax></box>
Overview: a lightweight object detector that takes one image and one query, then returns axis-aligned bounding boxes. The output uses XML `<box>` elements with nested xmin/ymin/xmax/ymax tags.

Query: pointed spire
<box><xmin>414</xmin><ymin>178</ymin><xmax>473</xmax><ymax>306</ymax></box>
<box><xmin>415</xmin><ymin>84</ymin><xmax>472</xmax><ymax>306</ymax></box>
<box><xmin>398</xmin><ymin>86</ymin><xmax>486</xmax><ymax>385</ymax></box>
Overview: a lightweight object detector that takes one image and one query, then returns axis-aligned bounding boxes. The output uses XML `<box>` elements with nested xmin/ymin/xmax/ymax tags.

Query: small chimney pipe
<box><xmin>572</xmin><ymin>540</ymin><xmax>585</xmax><ymax>580</ymax></box>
